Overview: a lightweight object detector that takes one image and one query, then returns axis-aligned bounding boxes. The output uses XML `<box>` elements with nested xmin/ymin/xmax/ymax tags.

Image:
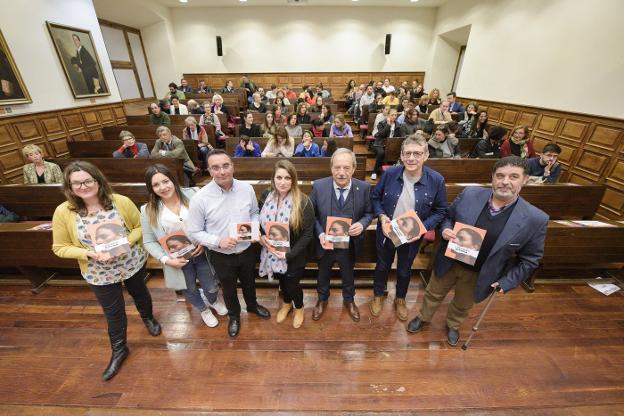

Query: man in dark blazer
<box><xmin>310</xmin><ymin>149</ymin><xmax>373</xmax><ymax>322</ymax></box>
<box><xmin>407</xmin><ymin>156</ymin><xmax>548</xmax><ymax>346</ymax></box>
<box><xmin>71</xmin><ymin>34</ymin><xmax>100</xmax><ymax>94</ymax></box>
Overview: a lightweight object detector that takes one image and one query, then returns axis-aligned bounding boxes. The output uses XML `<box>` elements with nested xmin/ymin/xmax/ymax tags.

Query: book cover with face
<box><xmin>159</xmin><ymin>231</ymin><xmax>196</xmax><ymax>260</ymax></box>
<box><xmin>266</xmin><ymin>221</ymin><xmax>290</xmax><ymax>253</ymax></box>
<box><xmin>388</xmin><ymin>210</ymin><xmax>426</xmax><ymax>247</ymax></box>
<box><xmin>445</xmin><ymin>222</ymin><xmax>487</xmax><ymax>266</ymax></box>
<box><xmin>325</xmin><ymin>216</ymin><xmax>352</xmax><ymax>249</ymax></box>
<box><xmin>87</xmin><ymin>220</ymin><xmax>130</xmax><ymax>260</ymax></box>
<box><xmin>230</xmin><ymin>221</ymin><xmax>259</xmax><ymax>241</ymax></box>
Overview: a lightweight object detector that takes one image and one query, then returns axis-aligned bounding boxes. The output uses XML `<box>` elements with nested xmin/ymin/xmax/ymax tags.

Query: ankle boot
<box><xmin>293</xmin><ymin>307</ymin><xmax>304</xmax><ymax>329</ymax></box>
<box><xmin>276</xmin><ymin>303</ymin><xmax>293</xmax><ymax>323</ymax></box>
<box><xmin>102</xmin><ymin>332</ymin><xmax>129</xmax><ymax>381</ymax></box>
<box><xmin>142</xmin><ymin>316</ymin><xmax>161</xmax><ymax>336</ymax></box>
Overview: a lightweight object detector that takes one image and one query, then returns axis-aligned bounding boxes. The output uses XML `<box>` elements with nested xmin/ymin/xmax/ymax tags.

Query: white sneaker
<box><xmin>209</xmin><ymin>297</ymin><xmax>228</xmax><ymax>316</ymax></box>
<box><xmin>201</xmin><ymin>309</ymin><xmax>219</xmax><ymax>328</ymax></box>
<box><xmin>371</xmin><ymin>173</ymin><xmax>377</xmax><ymax>180</ymax></box>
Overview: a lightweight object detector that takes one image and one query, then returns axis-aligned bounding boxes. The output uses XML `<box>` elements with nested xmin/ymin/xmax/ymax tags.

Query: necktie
<box><xmin>338</xmin><ymin>188</ymin><xmax>346</xmax><ymax>208</ymax></box>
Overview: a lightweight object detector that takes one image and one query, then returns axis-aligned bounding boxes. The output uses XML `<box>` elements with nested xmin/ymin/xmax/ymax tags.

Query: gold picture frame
<box><xmin>0</xmin><ymin>29</ymin><xmax>32</xmax><ymax>105</ymax></box>
<box><xmin>46</xmin><ymin>22</ymin><xmax>110</xmax><ymax>99</ymax></box>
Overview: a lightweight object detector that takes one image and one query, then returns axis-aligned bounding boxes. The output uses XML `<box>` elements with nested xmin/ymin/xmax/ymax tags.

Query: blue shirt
<box><xmin>294</xmin><ymin>143</ymin><xmax>321</xmax><ymax>157</ymax></box>
<box><xmin>527</xmin><ymin>157</ymin><xmax>561</xmax><ymax>183</ymax></box>
<box><xmin>371</xmin><ymin>165</ymin><xmax>448</xmax><ymax>233</ymax></box>
<box><xmin>235</xmin><ymin>142</ymin><xmax>261</xmax><ymax>157</ymax></box>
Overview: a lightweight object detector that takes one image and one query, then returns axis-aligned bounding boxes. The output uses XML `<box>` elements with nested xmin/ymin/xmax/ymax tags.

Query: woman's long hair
<box><xmin>62</xmin><ymin>161</ymin><xmax>114</xmax><ymax>215</ymax></box>
<box><xmin>144</xmin><ymin>164</ymin><xmax>189</xmax><ymax>227</ymax></box>
<box><xmin>269</xmin><ymin>159</ymin><xmax>307</xmax><ymax>233</ymax></box>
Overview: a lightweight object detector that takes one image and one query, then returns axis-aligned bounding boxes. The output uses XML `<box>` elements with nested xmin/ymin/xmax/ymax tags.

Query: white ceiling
<box><xmin>153</xmin><ymin>0</ymin><xmax>449</xmax><ymax>7</ymax></box>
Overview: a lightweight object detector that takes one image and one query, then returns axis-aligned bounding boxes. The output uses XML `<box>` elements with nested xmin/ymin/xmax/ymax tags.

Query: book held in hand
<box><xmin>159</xmin><ymin>231</ymin><xmax>196</xmax><ymax>260</ymax></box>
<box><xmin>87</xmin><ymin>220</ymin><xmax>130</xmax><ymax>260</ymax></box>
<box><xmin>230</xmin><ymin>221</ymin><xmax>259</xmax><ymax>241</ymax></box>
<box><xmin>265</xmin><ymin>221</ymin><xmax>290</xmax><ymax>253</ymax></box>
<box><xmin>29</xmin><ymin>223</ymin><xmax>52</xmax><ymax>231</ymax></box>
<box><xmin>387</xmin><ymin>210</ymin><xmax>426</xmax><ymax>247</ymax></box>
<box><xmin>445</xmin><ymin>222</ymin><xmax>487</xmax><ymax>266</ymax></box>
<box><xmin>324</xmin><ymin>216</ymin><xmax>352</xmax><ymax>249</ymax></box>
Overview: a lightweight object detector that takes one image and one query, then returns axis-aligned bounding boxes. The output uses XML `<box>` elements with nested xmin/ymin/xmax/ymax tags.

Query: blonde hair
<box><xmin>184</xmin><ymin>116</ymin><xmax>198</xmax><ymax>126</ymax></box>
<box><xmin>22</xmin><ymin>144</ymin><xmax>43</xmax><ymax>157</ymax></box>
<box><xmin>118</xmin><ymin>130</ymin><xmax>134</xmax><ymax>141</ymax></box>
<box><xmin>211</xmin><ymin>94</ymin><xmax>223</xmax><ymax>104</ymax></box>
<box><xmin>269</xmin><ymin>159</ymin><xmax>307</xmax><ymax>233</ymax></box>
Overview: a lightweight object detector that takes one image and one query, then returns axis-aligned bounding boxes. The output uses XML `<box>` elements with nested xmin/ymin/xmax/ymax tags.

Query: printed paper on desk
<box><xmin>266</xmin><ymin>221</ymin><xmax>290</xmax><ymax>253</ymax></box>
<box><xmin>445</xmin><ymin>222</ymin><xmax>487</xmax><ymax>266</ymax></box>
<box><xmin>387</xmin><ymin>210</ymin><xmax>426</xmax><ymax>247</ymax></box>
<box><xmin>325</xmin><ymin>216</ymin><xmax>352</xmax><ymax>249</ymax></box>
<box><xmin>230</xmin><ymin>221</ymin><xmax>259</xmax><ymax>241</ymax></box>
<box><xmin>88</xmin><ymin>220</ymin><xmax>130</xmax><ymax>260</ymax></box>
<box><xmin>29</xmin><ymin>223</ymin><xmax>52</xmax><ymax>231</ymax></box>
<box><xmin>159</xmin><ymin>231</ymin><xmax>196</xmax><ymax>259</ymax></box>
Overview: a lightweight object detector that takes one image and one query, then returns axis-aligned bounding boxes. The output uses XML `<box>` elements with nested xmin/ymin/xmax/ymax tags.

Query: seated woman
<box><xmin>249</xmin><ymin>92</ymin><xmax>267</xmax><ymax>113</ymax></box>
<box><xmin>112</xmin><ymin>131</ymin><xmax>150</xmax><ymax>159</ymax></box>
<box><xmin>311</xmin><ymin>95</ymin><xmax>324</xmax><ymax>112</ymax></box>
<box><xmin>470</xmin><ymin>111</ymin><xmax>489</xmax><ymax>138</ymax></box>
<box><xmin>428</xmin><ymin>88</ymin><xmax>442</xmax><ymax>106</ymax></box>
<box><xmin>235</xmin><ymin>136</ymin><xmax>261</xmax><ymax>157</ymax></box>
<box><xmin>273</xmin><ymin>105</ymin><xmax>288</xmax><ymax>125</ymax></box>
<box><xmin>186</xmin><ymin>99</ymin><xmax>204</xmax><ymax>115</ymax></box>
<box><xmin>403</xmin><ymin>108</ymin><xmax>426</xmax><ymax>136</ymax></box>
<box><xmin>149</xmin><ymin>102</ymin><xmax>171</xmax><ymax>126</ymax></box>
<box><xmin>416</xmin><ymin>95</ymin><xmax>429</xmax><ymax>114</ymax></box>
<box><xmin>210</xmin><ymin>94</ymin><xmax>230</xmax><ymax>117</ymax></box>
<box><xmin>221</xmin><ymin>80</ymin><xmax>235</xmax><ymax>94</ymax></box>
<box><xmin>303</xmin><ymin>90</ymin><xmax>316</xmax><ymax>106</ymax></box>
<box><xmin>169</xmin><ymin>96</ymin><xmax>188</xmax><ymax>115</ymax></box>
<box><xmin>199</xmin><ymin>107</ymin><xmax>224</xmax><ymax>138</ymax></box>
<box><xmin>470</xmin><ymin>125</ymin><xmax>506</xmax><ymax>159</ymax></box>
<box><xmin>140</xmin><ymin>164</ymin><xmax>227</xmax><ymax>329</ymax></box>
<box><xmin>276</xmin><ymin>89</ymin><xmax>291</xmax><ymax>106</ymax></box>
<box><xmin>382</xmin><ymin>91</ymin><xmax>399</xmax><ymax>106</ymax></box>
<box><xmin>311</xmin><ymin>118</ymin><xmax>328</xmax><ymax>138</ymax></box>
<box><xmin>321</xmin><ymin>138</ymin><xmax>337</xmax><ymax>157</ymax></box>
<box><xmin>428</xmin><ymin>125</ymin><xmax>459</xmax><ymax>158</ymax></box>
<box><xmin>182</xmin><ymin>117</ymin><xmax>214</xmax><ymax>174</ymax></box>
<box><xmin>285</xmin><ymin>114</ymin><xmax>303</xmax><ymax>139</ymax></box>
<box><xmin>371</xmin><ymin>109</ymin><xmax>405</xmax><ymax>180</ymax></box>
<box><xmin>458</xmin><ymin>102</ymin><xmax>478</xmax><ymax>138</ymax></box>
<box><xmin>295</xmin><ymin>103</ymin><xmax>311</xmax><ymax>125</ymax></box>
<box><xmin>412</xmin><ymin>83</ymin><xmax>425</xmax><ymax>100</ymax></box>
<box><xmin>261</xmin><ymin>127</ymin><xmax>294</xmax><ymax>157</ymax></box>
<box><xmin>294</xmin><ymin>131</ymin><xmax>321</xmax><ymax>157</ymax></box>
<box><xmin>239</xmin><ymin>112</ymin><xmax>261</xmax><ymax>137</ymax></box>
<box><xmin>343</xmin><ymin>79</ymin><xmax>356</xmax><ymax>109</ymax></box>
<box><xmin>319</xmin><ymin>104</ymin><xmax>334</xmax><ymax>126</ymax></box>
<box><xmin>500</xmin><ymin>125</ymin><xmax>536</xmax><ymax>159</ymax></box>
<box><xmin>261</xmin><ymin>112</ymin><xmax>277</xmax><ymax>138</ymax></box>
<box><xmin>329</xmin><ymin>114</ymin><xmax>353</xmax><ymax>138</ymax></box>
<box><xmin>22</xmin><ymin>144</ymin><xmax>63</xmax><ymax>184</ymax></box>
<box><xmin>274</xmin><ymin>97</ymin><xmax>289</xmax><ymax>115</ymax></box>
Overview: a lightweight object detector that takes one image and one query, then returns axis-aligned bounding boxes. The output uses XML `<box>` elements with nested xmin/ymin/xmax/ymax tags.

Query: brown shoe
<box><xmin>369</xmin><ymin>296</ymin><xmax>384</xmax><ymax>317</ymax></box>
<box><xmin>394</xmin><ymin>298</ymin><xmax>408</xmax><ymax>321</ymax></box>
<box><xmin>344</xmin><ymin>301</ymin><xmax>360</xmax><ymax>322</ymax></box>
<box><xmin>312</xmin><ymin>299</ymin><xmax>328</xmax><ymax>321</ymax></box>
<box><xmin>293</xmin><ymin>307</ymin><xmax>304</xmax><ymax>329</ymax></box>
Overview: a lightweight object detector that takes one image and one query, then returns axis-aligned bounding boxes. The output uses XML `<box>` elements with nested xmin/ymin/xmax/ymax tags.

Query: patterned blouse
<box><xmin>76</xmin><ymin>207</ymin><xmax>146</xmax><ymax>285</ymax></box>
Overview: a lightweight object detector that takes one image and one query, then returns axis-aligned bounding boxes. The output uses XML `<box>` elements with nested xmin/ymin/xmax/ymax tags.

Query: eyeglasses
<box><xmin>402</xmin><ymin>151</ymin><xmax>426</xmax><ymax>159</ymax></box>
<box><xmin>70</xmin><ymin>179</ymin><xmax>97</xmax><ymax>189</ymax></box>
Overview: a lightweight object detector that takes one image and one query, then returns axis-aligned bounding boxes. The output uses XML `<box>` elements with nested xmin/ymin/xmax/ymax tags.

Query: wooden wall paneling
<box><xmin>586</xmin><ymin>124</ymin><xmax>622</xmax><ymax>152</ymax></box>
<box><xmin>517</xmin><ymin>111</ymin><xmax>539</xmax><ymax>128</ymax></box>
<box><xmin>535</xmin><ymin>114</ymin><xmax>561</xmax><ymax>136</ymax></box>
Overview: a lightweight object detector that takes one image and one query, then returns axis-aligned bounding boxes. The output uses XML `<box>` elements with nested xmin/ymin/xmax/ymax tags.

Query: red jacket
<box><xmin>500</xmin><ymin>139</ymin><xmax>536</xmax><ymax>159</ymax></box>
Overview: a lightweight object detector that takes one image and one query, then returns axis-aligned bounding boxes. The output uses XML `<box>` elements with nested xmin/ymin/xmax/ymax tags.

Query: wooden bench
<box><xmin>383</xmin><ymin>137</ymin><xmax>481</xmax><ymax>162</ymax></box>
<box><xmin>101</xmin><ymin>125</ymin><xmax>216</xmax><ymax>148</ymax></box>
<box><xmin>234</xmin><ymin>123</ymin><xmax>313</xmax><ymax>137</ymax></box>
<box><xmin>224</xmin><ymin>136</ymin><xmax>353</xmax><ymax>156</ymax></box>
<box><xmin>230</xmin><ymin>156</ymin><xmax>366</xmax><ymax>181</ymax></box>
<box><xmin>67</xmin><ymin>139</ymin><xmax>200</xmax><ymax>165</ymax></box>
<box><xmin>398</xmin><ymin>159</ymin><xmax>497</xmax><ymax>183</ymax></box>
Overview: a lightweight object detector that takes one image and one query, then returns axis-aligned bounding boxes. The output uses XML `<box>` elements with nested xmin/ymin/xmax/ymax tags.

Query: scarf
<box><xmin>258</xmin><ymin>191</ymin><xmax>292</xmax><ymax>281</ymax></box>
<box><xmin>511</xmin><ymin>136</ymin><xmax>529</xmax><ymax>159</ymax></box>
<box><xmin>118</xmin><ymin>144</ymin><xmax>138</xmax><ymax>158</ymax></box>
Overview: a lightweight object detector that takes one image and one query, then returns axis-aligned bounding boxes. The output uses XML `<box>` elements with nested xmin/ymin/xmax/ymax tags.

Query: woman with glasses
<box><xmin>52</xmin><ymin>161</ymin><xmax>160</xmax><ymax>381</ymax></box>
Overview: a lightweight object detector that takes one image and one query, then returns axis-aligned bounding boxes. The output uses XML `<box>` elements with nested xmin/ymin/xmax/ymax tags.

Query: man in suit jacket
<box><xmin>309</xmin><ymin>149</ymin><xmax>373</xmax><ymax>322</ymax></box>
<box><xmin>71</xmin><ymin>34</ymin><xmax>100</xmax><ymax>94</ymax></box>
<box><xmin>407</xmin><ymin>156</ymin><xmax>548</xmax><ymax>346</ymax></box>
<box><xmin>446</xmin><ymin>92</ymin><xmax>465</xmax><ymax>120</ymax></box>
<box><xmin>150</xmin><ymin>125</ymin><xmax>196</xmax><ymax>185</ymax></box>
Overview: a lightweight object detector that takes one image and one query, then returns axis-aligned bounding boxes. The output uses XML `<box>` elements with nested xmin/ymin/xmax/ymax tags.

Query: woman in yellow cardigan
<box><xmin>52</xmin><ymin>161</ymin><xmax>161</xmax><ymax>381</ymax></box>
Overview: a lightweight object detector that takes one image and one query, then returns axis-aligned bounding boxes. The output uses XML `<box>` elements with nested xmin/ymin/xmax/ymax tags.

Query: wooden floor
<box><xmin>1</xmin><ymin>277</ymin><xmax>623</xmax><ymax>415</ymax></box>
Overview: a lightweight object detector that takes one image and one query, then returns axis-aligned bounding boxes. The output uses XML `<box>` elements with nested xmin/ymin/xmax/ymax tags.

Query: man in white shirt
<box><xmin>185</xmin><ymin>149</ymin><xmax>270</xmax><ymax>337</ymax></box>
<box><xmin>382</xmin><ymin>78</ymin><xmax>395</xmax><ymax>94</ymax></box>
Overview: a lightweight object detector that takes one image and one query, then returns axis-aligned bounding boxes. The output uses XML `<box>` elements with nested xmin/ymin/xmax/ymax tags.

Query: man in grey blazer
<box><xmin>407</xmin><ymin>156</ymin><xmax>549</xmax><ymax>346</ymax></box>
<box><xmin>310</xmin><ymin>149</ymin><xmax>373</xmax><ymax>322</ymax></box>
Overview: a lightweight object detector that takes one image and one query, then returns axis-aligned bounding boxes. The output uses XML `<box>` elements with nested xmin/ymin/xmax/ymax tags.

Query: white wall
<box><xmin>0</xmin><ymin>0</ymin><xmax>121</xmax><ymax>116</ymax></box>
<box><xmin>433</xmin><ymin>0</ymin><xmax>624</xmax><ymax>118</ymax></box>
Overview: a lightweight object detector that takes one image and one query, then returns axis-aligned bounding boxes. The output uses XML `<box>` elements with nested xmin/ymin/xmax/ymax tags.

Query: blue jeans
<box><xmin>198</xmin><ymin>146</ymin><xmax>210</xmax><ymax>172</ymax></box>
<box><xmin>182</xmin><ymin>254</ymin><xmax>219</xmax><ymax>312</ymax></box>
<box><xmin>373</xmin><ymin>236</ymin><xmax>421</xmax><ymax>298</ymax></box>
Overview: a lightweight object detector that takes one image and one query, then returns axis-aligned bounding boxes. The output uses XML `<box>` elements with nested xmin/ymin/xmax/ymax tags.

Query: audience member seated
<box><xmin>195</xmin><ymin>80</ymin><xmax>212</xmax><ymax>94</ymax></box>
<box><xmin>371</xmin><ymin>109</ymin><xmax>405</xmax><ymax>180</ymax></box>
<box><xmin>295</xmin><ymin>103</ymin><xmax>311</xmax><ymax>125</ymax></box>
<box><xmin>458</xmin><ymin>102</ymin><xmax>478</xmax><ymax>137</ymax></box>
<box><xmin>311</xmin><ymin>119</ymin><xmax>328</xmax><ymax>138</ymax></box>
<box><xmin>284</xmin><ymin>86</ymin><xmax>298</xmax><ymax>102</ymax></box>
<box><xmin>397</xmin><ymin>97</ymin><xmax>411</xmax><ymax>115</ymax></box>
<box><xmin>343</xmin><ymin>80</ymin><xmax>357</xmax><ymax>109</ymax></box>
<box><xmin>170</xmin><ymin>96</ymin><xmax>188</xmax><ymax>115</ymax></box>
<box><xmin>273</xmin><ymin>106</ymin><xmax>287</xmax><ymax>125</ymax></box>
<box><xmin>276</xmin><ymin>89</ymin><xmax>291</xmax><ymax>106</ymax></box>
<box><xmin>372</xmin><ymin>105</ymin><xmax>391</xmax><ymax>136</ymax></box>
<box><xmin>428</xmin><ymin>101</ymin><xmax>452</xmax><ymax>125</ymax></box>
<box><xmin>316</xmin><ymin>83</ymin><xmax>331</xmax><ymax>99</ymax></box>
<box><xmin>382</xmin><ymin>78</ymin><xmax>395</xmax><ymax>94</ymax></box>
<box><xmin>160</xmin><ymin>99</ymin><xmax>171</xmax><ymax>114</ymax></box>
<box><xmin>261</xmin><ymin>112</ymin><xmax>277</xmax><ymax>138</ymax></box>
<box><xmin>199</xmin><ymin>108</ymin><xmax>223</xmax><ymax>138</ymax></box>
<box><xmin>265</xmin><ymin>84</ymin><xmax>277</xmax><ymax>100</ymax></box>
<box><xmin>112</xmin><ymin>131</ymin><xmax>150</xmax><ymax>159</ymax></box>
<box><xmin>501</xmin><ymin>125</ymin><xmax>536</xmax><ymax>159</ymax></box>
<box><xmin>261</xmin><ymin>126</ymin><xmax>294</xmax><ymax>158</ymax></box>
<box><xmin>256</xmin><ymin>87</ymin><xmax>269</xmax><ymax>104</ymax></box>
<box><xmin>240</xmin><ymin>75</ymin><xmax>257</xmax><ymax>103</ymax></box>
<box><xmin>412</xmin><ymin>83</ymin><xmax>425</xmax><ymax>100</ymax></box>
<box><xmin>187</xmin><ymin>99</ymin><xmax>205</xmax><ymax>114</ymax></box>
<box><xmin>321</xmin><ymin>138</ymin><xmax>337</xmax><ymax>157</ymax></box>
<box><xmin>428</xmin><ymin>88</ymin><xmax>442</xmax><ymax>106</ymax></box>
<box><xmin>179</xmin><ymin>78</ymin><xmax>194</xmax><ymax>94</ymax></box>
<box><xmin>311</xmin><ymin>95</ymin><xmax>324</xmax><ymax>112</ymax></box>
<box><xmin>273</xmin><ymin>97</ymin><xmax>289</xmax><ymax>115</ymax></box>
<box><xmin>382</xmin><ymin>91</ymin><xmax>399</xmax><ymax>106</ymax></box>
<box><xmin>286</xmin><ymin>114</ymin><xmax>303</xmax><ymax>138</ymax></box>
<box><xmin>373</xmin><ymin>80</ymin><xmax>386</xmax><ymax>97</ymax></box>
<box><xmin>469</xmin><ymin>111</ymin><xmax>489</xmax><ymax>138</ymax></box>
<box><xmin>446</xmin><ymin>92</ymin><xmax>465</xmax><ymax>120</ymax></box>
<box><xmin>151</xmin><ymin>126</ymin><xmax>197</xmax><ymax>178</ymax></box>
<box><xmin>428</xmin><ymin>125</ymin><xmax>459</xmax><ymax>158</ymax></box>
<box><xmin>416</xmin><ymin>95</ymin><xmax>429</xmax><ymax>114</ymax></box>
<box><xmin>319</xmin><ymin>104</ymin><xmax>334</xmax><ymax>126</ymax></box>
<box><xmin>22</xmin><ymin>144</ymin><xmax>63</xmax><ymax>184</ymax></box>
<box><xmin>470</xmin><ymin>125</ymin><xmax>506</xmax><ymax>158</ymax></box>
<box><xmin>235</xmin><ymin>136</ymin><xmax>261</xmax><ymax>158</ymax></box>
<box><xmin>368</xmin><ymin>93</ymin><xmax>385</xmax><ymax>114</ymax></box>
<box><xmin>359</xmin><ymin>85</ymin><xmax>375</xmax><ymax>117</ymax></box>
<box><xmin>210</xmin><ymin>94</ymin><xmax>230</xmax><ymax>117</ymax></box>
<box><xmin>249</xmin><ymin>92</ymin><xmax>267</xmax><ymax>113</ymax></box>
<box><xmin>329</xmin><ymin>114</ymin><xmax>353</xmax><ymax>138</ymax></box>
<box><xmin>446</xmin><ymin>121</ymin><xmax>460</xmax><ymax>142</ymax></box>
<box><xmin>149</xmin><ymin>102</ymin><xmax>171</xmax><ymax>126</ymax></box>
<box><xmin>164</xmin><ymin>82</ymin><xmax>185</xmax><ymax>101</ymax></box>
<box><xmin>527</xmin><ymin>143</ymin><xmax>562</xmax><ymax>183</ymax></box>
<box><xmin>183</xmin><ymin>117</ymin><xmax>213</xmax><ymax>173</ymax></box>
<box><xmin>294</xmin><ymin>131</ymin><xmax>321</xmax><ymax>158</ymax></box>
<box><xmin>403</xmin><ymin>108</ymin><xmax>427</xmax><ymax>135</ymax></box>
<box><xmin>239</xmin><ymin>112</ymin><xmax>261</xmax><ymax>137</ymax></box>
<box><xmin>221</xmin><ymin>80</ymin><xmax>235</xmax><ymax>94</ymax></box>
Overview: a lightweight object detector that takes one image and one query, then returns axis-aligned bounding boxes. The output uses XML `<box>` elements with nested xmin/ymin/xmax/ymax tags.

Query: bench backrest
<box><xmin>224</xmin><ymin>136</ymin><xmax>353</xmax><ymax>156</ymax></box>
<box><xmin>67</xmin><ymin>140</ymin><xmax>200</xmax><ymax>165</ymax></box>
<box><xmin>51</xmin><ymin>158</ymin><xmax>186</xmax><ymax>184</ymax></box>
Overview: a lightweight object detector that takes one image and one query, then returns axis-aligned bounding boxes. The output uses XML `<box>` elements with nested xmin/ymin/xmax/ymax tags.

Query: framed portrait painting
<box><xmin>46</xmin><ymin>22</ymin><xmax>110</xmax><ymax>99</ymax></box>
<box><xmin>0</xmin><ymin>29</ymin><xmax>32</xmax><ymax>105</ymax></box>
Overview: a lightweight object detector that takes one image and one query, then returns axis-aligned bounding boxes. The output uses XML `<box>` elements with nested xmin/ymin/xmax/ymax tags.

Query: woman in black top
<box><xmin>296</xmin><ymin>103</ymin><xmax>311</xmax><ymax>125</ymax></box>
<box><xmin>258</xmin><ymin>159</ymin><xmax>315</xmax><ymax>329</ymax></box>
<box><xmin>470</xmin><ymin>111</ymin><xmax>489</xmax><ymax>138</ymax></box>
<box><xmin>249</xmin><ymin>92</ymin><xmax>267</xmax><ymax>113</ymax></box>
<box><xmin>239</xmin><ymin>112</ymin><xmax>261</xmax><ymax>137</ymax></box>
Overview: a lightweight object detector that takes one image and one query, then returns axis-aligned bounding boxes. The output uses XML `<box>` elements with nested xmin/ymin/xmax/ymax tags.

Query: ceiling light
<box><xmin>179</xmin><ymin>0</ymin><xmax>188</xmax><ymax>3</ymax></box>
<box><xmin>240</xmin><ymin>0</ymin><xmax>247</xmax><ymax>2</ymax></box>
<box><xmin>411</xmin><ymin>0</ymin><xmax>419</xmax><ymax>2</ymax></box>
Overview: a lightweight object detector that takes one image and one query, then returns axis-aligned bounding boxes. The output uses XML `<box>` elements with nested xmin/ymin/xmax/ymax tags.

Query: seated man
<box><xmin>150</xmin><ymin>126</ymin><xmax>196</xmax><ymax>184</ymax></box>
<box><xmin>527</xmin><ymin>143</ymin><xmax>562</xmax><ymax>183</ymax></box>
<box><xmin>294</xmin><ymin>132</ymin><xmax>321</xmax><ymax>157</ymax></box>
<box><xmin>113</xmin><ymin>131</ymin><xmax>149</xmax><ymax>159</ymax></box>
<box><xmin>149</xmin><ymin>102</ymin><xmax>170</xmax><ymax>126</ymax></box>
<box><xmin>163</xmin><ymin>82</ymin><xmax>185</xmax><ymax>101</ymax></box>
<box><xmin>235</xmin><ymin>136</ymin><xmax>261</xmax><ymax>158</ymax></box>
<box><xmin>195</xmin><ymin>80</ymin><xmax>212</xmax><ymax>94</ymax></box>
<box><xmin>446</xmin><ymin>92</ymin><xmax>465</xmax><ymax>120</ymax></box>
<box><xmin>470</xmin><ymin>126</ymin><xmax>506</xmax><ymax>159</ymax></box>
<box><xmin>179</xmin><ymin>78</ymin><xmax>194</xmax><ymax>94</ymax></box>
<box><xmin>428</xmin><ymin>101</ymin><xmax>453</xmax><ymax>125</ymax></box>
<box><xmin>186</xmin><ymin>99</ymin><xmax>205</xmax><ymax>114</ymax></box>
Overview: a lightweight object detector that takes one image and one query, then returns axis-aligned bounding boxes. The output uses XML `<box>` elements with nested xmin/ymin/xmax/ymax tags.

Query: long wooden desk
<box><xmin>224</xmin><ymin>136</ymin><xmax>353</xmax><ymax>156</ymax></box>
<box><xmin>67</xmin><ymin>139</ymin><xmax>200</xmax><ymax>165</ymax></box>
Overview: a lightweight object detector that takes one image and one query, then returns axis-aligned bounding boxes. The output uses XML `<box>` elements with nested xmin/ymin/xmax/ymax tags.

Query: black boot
<box><xmin>142</xmin><ymin>316</ymin><xmax>161</xmax><ymax>336</ymax></box>
<box><xmin>102</xmin><ymin>332</ymin><xmax>129</xmax><ymax>381</ymax></box>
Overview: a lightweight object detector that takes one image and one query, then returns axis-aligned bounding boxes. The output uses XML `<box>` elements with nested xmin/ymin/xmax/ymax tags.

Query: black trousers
<box><xmin>372</xmin><ymin>145</ymin><xmax>385</xmax><ymax>174</ymax></box>
<box><xmin>317</xmin><ymin>249</ymin><xmax>356</xmax><ymax>302</ymax></box>
<box><xmin>209</xmin><ymin>246</ymin><xmax>258</xmax><ymax>318</ymax></box>
<box><xmin>276</xmin><ymin>269</ymin><xmax>304</xmax><ymax>309</ymax></box>
<box><xmin>89</xmin><ymin>266</ymin><xmax>153</xmax><ymax>343</ymax></box>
